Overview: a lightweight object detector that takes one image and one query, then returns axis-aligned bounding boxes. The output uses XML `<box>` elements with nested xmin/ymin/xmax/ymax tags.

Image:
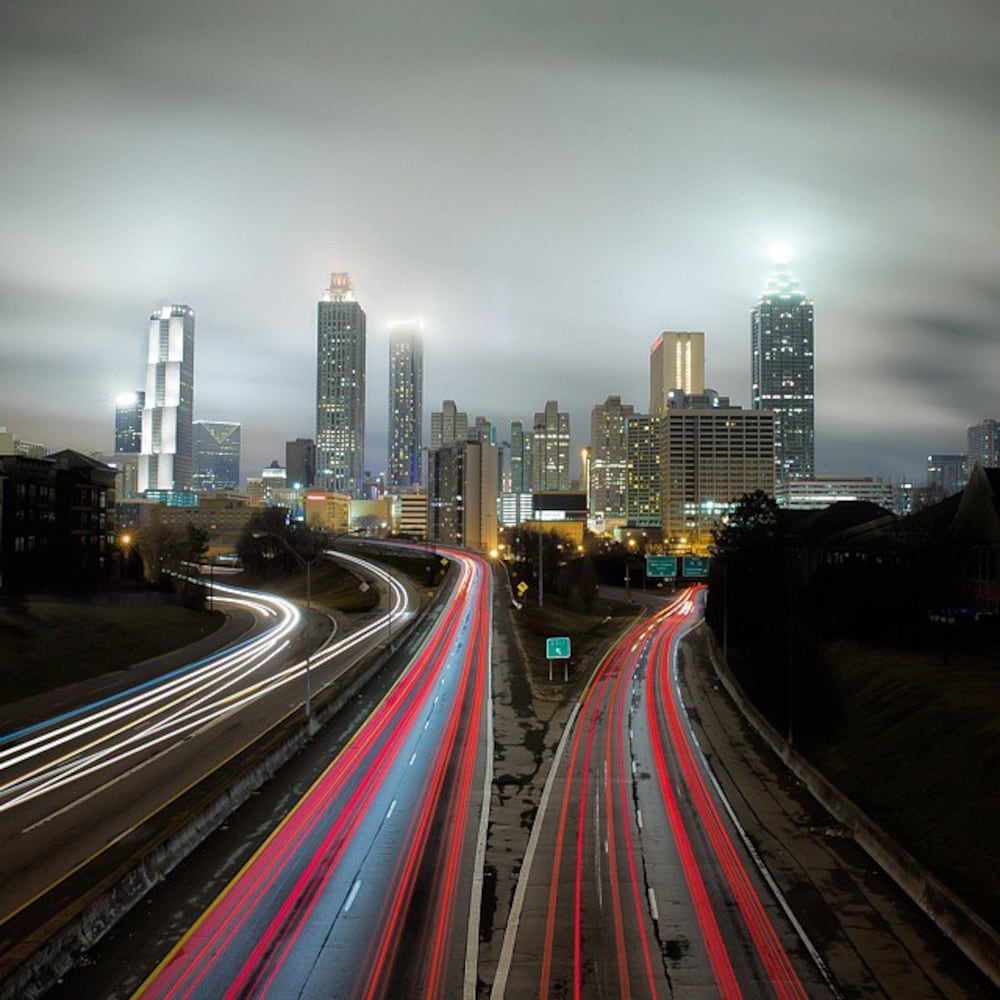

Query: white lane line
<box><xmin>492</xmin><ymin>701</ymin><xmax>582</xmax><ymax>999</ymax></box>
<box><xmin>647</xmin><ymin>887</ymin><xmax>659</xmax><ymax>922</ymax></box>
<box><xmin>408</xmin><ymin>752</ymin><xmax>417</xmax><ymax>767</ymax></box>
<box><xmin>344</xmin><ymin>879</ymin><xmax>362</xmax><ymax>913</ymax></box>
<box><xmin>386</xmin><ymin>799</ymin><xmax>397</xmax><ymax>820</ymax></box>
<box><xmin>636</xmin><ymin>808</ymin><xmax>643</xmax><ymax>831</ymax></box>
<box><xmin>424</xmin><ymin>719</ymin><xmax>430</xmax><ymax>730</ymax></box>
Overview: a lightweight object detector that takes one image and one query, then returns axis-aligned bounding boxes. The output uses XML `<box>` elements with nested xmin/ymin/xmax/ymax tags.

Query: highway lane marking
<box><xmin>408</xmin><ymin>752</ymin><xmax>417</xmax><ymax>766</ymax></box>
<box><xmin>647</xmin><ymin>887</ymin><xmax>659</xmax><ymax>922</ymax></box>
<box><xmin>424</xmin><ymin>719</ymin><xmax>430</xmax><ymax>730</ymax></box>
<box><xmin>492</xmin><ymin>701</ymin><xmax>582</xmax><ymax>1000</ymax></box>
<box><xmin>386</xmin><ymin>799</ymin><xmax>397</xmax><ymax>820</ymax></box>
<box><xmin>636</xmin><ymin>808</ymin><xmax>643</xmax><ymax>830</ymax></box>
<box><xmin>344</xmin><ymin>879</ymin><xmax>362</xmax><ymax>913</ymax></box>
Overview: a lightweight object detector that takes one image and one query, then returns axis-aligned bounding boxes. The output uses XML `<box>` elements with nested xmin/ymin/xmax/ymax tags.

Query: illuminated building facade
<box><xmin>662</xmin><ymin>407</ymin><xmax>775</xmax><ymax>549</ymax></box>
<box><xmin>509</xmin><ymin>420</ymin><xmax>533</xmax><ymax>493</ymax></box>
<box><xmin>967</xmin><ymin>418</ymin><xmax>999</xmax><ymax>470</ymax></box>
<box><xmin>650</xmin><ymin>331</ymin><xmax>705</xmax><ymax>414</ymax></box>
<box><xmin>139</xmin><ymin>305</ymin><xmax>195</xmax><ymax>493</ymax></box>
<box><xmin>532</xmin><ymin>400</ymin><xmax>571</xmax><ymax>492</ymax></box>
<box><xmin>387</xmin><ymin>320</ymin><xmax>424</xmax><ymax>489</ymax></box>
<box><xmin>625</xmin><ymin>414</ymin><xmax>662</xmax><ymax>528</ymax></box>
<box><xmin>316</xmin><ymin>273</ymin><xmax>366</xmax><ymax>496</ymax></box>
<box><xmin>751</xmin><ymin>265</ymin><xmax>815</xmax><ymax>481</ymax></box>
<box><xmin>589</xmin><ymin>395</ymin><xmax>634</xmax><ymax>517</ymax></box>
<box><xmin>114</xmin><ymin>391</ymin><xmax>145</xmax><ymax>453</ymax></box>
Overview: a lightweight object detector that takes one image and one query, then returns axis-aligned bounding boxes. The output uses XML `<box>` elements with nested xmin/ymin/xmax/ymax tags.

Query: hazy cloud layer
<box><xmin>2</xmin><ymin>1</ymin><xmax>998</xmax><ymax>480</ymax></box>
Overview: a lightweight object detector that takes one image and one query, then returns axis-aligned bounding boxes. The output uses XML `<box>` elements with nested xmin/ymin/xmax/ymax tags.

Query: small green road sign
<box><xmin>681</xmin><ymin>555</ymin><xmax>710</xmax><ymax>578</ymax></box>
<box><xmin>645</xmin><ymin>555</ymin><xmax>677</xmax><ymax>578</ymax></box>
<box><xmin>546</xmin><ymin>636</ymin><xmax>571</xmax><ymax>659</ymax></box>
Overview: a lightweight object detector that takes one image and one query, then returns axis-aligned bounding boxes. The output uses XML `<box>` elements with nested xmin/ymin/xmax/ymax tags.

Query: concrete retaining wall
<box><xmin>696</xmin><ymin>621</ymin><xmax>1000</xmax><ymax>990</ymax></box>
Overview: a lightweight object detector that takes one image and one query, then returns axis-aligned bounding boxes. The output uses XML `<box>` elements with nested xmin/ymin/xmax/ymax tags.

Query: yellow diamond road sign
<box><xmin>517</xmin><ymin>581</ymin><xmax>529</xmax><ymax>596</ymax></box>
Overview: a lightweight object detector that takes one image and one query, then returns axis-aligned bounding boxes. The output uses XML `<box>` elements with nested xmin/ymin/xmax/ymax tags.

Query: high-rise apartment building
<box><xmin>967</xmin><ymin>418</ymin><xmax>999</xmax><ymax>470</ymax></box>
<box><xmin>114</xmin><ymin>391</ymin><xmax>145</xmax><ymax>454</ymax></box>
<box><xmin>192</xmin><ymin>420</ymin><xmax>241</xmax><ymax>491</ymax></box>
<box><xmin>751</xmin><ymin>264</ymin><xmax>815</xmax><ymax>481</ymax></box>
<box><xmin>387</xmin><ymin>320</ymin><xmax>424</xmax><ymax>490</ymax></box>
<box><xmin>532</xmin><ymin>401</ymin><xmax>571</xmax><ymax>492</ymax></box>
<box><xmin>430</xmin><ymin>400</ymin><xmax>468</xmax><ymax>449</ymax></box>
<box><xmin>625</xmin><ymin>414</ymin><xmax>662</xmax><ymax>528</ymax></box>
<box><xmin>285</xmin><ymin>438</ymin><xmax>316</xmax><ymax>489</ymax></box>
<box><xmin>316</xmin><ymin>273</ymin><xmax>366</xmax><ymax>496</ymax></box>
<box><xmin>590</xmin><ymin>395</ymin><xmax>634</xmax><ymax>517</ymax></box>
<box><xmin>138</xmin><ymin>305</ymin><xmax>195</xmax><ymax>493</ymax></box>
<box><xmin>650</xmin><ymin>332</ymin><xmax>705</xmax><ymax>415</ymax></box>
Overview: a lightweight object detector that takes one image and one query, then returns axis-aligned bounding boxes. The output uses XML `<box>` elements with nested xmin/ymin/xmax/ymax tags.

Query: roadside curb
<box><xmin>695</xmin><ymin>620</ymin><xmax>1000</xmax><ymax>990</ymax></box>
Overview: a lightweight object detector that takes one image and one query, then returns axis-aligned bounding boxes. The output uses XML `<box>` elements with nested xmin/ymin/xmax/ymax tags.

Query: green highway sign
<box><xmin>681</xmin><ymin>555</ymin><xmax>710</xmax><ymax>578</ymax></box>
<box><xmin>645</xmin><ymin>555</ymin><xmax>677</xmax><ymax>578</ymax></box>
<box><xmin>546</xmin><ymin>636</ymin><xmax>571</xmax><ymax>659</ymax></box>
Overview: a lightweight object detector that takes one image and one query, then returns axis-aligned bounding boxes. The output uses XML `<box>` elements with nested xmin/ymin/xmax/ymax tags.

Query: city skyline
<box><xmin>2</xmin><ymin>3</ymin><xmax>998</xmax><ymax>484</ymax></box>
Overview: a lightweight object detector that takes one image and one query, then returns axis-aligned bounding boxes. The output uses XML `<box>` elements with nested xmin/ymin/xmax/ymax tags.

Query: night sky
<box><xmin>2</xmin><ymin>1</ymin><xmax>998</xmax><ymax>483</ymax></box>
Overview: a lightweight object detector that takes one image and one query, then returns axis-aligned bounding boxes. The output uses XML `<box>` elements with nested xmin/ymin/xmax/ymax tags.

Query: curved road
<box><xmin>495</xmin><ymin>587</ymin><xmax>832</xmax><ymax>999</ymax></box>
<box><xmin>135</xmin><ymin>547</ymin><xmax>494</xmax><ymax>999</ymax></box>
<box><xmin>0</xmin><ymin>552</ymin><xmax>413</xmax><ymax>983</ymax></box>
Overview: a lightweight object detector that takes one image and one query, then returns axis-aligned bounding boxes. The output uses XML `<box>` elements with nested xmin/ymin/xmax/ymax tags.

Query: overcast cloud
<box><xmin>2</xmin><ymin>0</ymin><xmax>998</xmax><ymax>482</ymax></box>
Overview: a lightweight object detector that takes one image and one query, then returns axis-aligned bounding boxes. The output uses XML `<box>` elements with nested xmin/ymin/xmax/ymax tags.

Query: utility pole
<box><xmin>538</xmin><ymin>529</ymin><xmax>544</xmax><ymax>608</ymax></box>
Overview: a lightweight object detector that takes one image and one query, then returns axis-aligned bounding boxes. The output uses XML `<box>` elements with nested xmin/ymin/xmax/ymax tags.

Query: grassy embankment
<box><xmin>803</xmin><ymin>637</ymin><xmax>1000</xmax><ymax>929</ymax></box>
<box><xmin>0</xmin><ymin>559</ymin><xmax>383</xmax><ymax>708</ymax></box>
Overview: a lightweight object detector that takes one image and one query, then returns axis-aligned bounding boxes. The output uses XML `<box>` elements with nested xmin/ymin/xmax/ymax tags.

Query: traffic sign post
<box><xmin>681</xmin><ymin>555</ymin><xmax>710</xmax><ymax>579</ymax></box>
<box><xmin>645</xmin><ymin>555</ymin><xmax>677</xmax><ymax>578</ymax></box>
<box><xmin>546</xmin><ymin>636</ymin><xmax>571</xmax><ymax>681</ymax></box>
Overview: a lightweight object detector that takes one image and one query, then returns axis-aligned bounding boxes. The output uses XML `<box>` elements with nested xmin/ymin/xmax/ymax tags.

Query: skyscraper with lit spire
<box><xmin>751</xmin><ymin>261</ymin><xmax>814</xmax><ymax>481</ymax></box>
<box><xmin>316</xmin><ymin>272</ymin><xmax>366</xmax><ymax>495</ymax></box>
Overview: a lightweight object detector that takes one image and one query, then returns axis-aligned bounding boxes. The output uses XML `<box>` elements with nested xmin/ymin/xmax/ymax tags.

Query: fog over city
<box><xmin>2</xmin><ymin>0</ymin><xmax>998</xmax><ymax>481</ymax></box>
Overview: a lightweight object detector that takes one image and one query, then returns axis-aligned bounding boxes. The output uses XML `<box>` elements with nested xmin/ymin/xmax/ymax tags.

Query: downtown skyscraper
<box><xmin>138</xmin><ymin>305</ymin><xmax>195</xmax><ymax>493</ymax></box>
<box><xmin>387</xmin><ymin>320</ymin><xmax>424</xmax><ymax>490</ymax></box>
<box><xmin>192</xmin><ymin>420</ymin><xmax>241</xmax><ymax>490</ymax></box>
<box><xmin>316</xmin><ymin>273</ymin><xmax>366</xmax><ymax>496</ymax></box>
<box><xmin>532</xmin><ymin>400</ymin><xmax>571</xmax><ymax>491</ymax></box>
<box><xmin>751</xmin><ymin>264</ymin><xmax>815</xmax><ymax>481</ymax></box>
<box><xmin>650</xmin><ymin>331</ymin><xmax>705</xmax><ymax>414</ymax></box>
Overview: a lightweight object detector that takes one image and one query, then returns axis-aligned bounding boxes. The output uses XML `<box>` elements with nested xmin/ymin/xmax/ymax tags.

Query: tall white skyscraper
<box><xmin>138</xmin><ymin>305</ymin><xmax>195</xmax><ymax>493</ymax></box>
<box><xmin>387</xmin><ymin>320</ymin><xmax>424</xmax><ymax>490</ymax></box>
<box><xmin>751</xmin><ymin>263</ymin><xmax>815</xmax><ymax>481</ymax></box>
<box><xmin>316</xmin><ymin>273</ymin><xmax>366</xmax><ymax>496</ymax></box>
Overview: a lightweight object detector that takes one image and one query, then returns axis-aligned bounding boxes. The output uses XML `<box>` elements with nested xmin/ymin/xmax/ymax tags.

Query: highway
<box><xmin>494</xmin><ymin>587</ymin><xmax>832</xmax><ymax>999</ymax></box>
<box><xmin>0</xmin><ymin>551</ymin><xmax>413</xmax><ymax>982</ymax></box>
<box><xmin>134</xmin><ymin>547</ymin><xmax>493</xmax><ymax>999</ymax></box>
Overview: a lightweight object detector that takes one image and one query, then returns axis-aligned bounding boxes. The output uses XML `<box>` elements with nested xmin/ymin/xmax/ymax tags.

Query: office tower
<box><xmin>625</xmin><ymin>414</ymin><xmax>662</xmax><ymax>528</ymax></box>
<box><xmin>387</xmin><ymin>320</ymin><xmax>424</xmax><ymax>490</ymax></box>
<box><xmin>430</xmin><ymin>400</ymin><xmax>468</xmax><ymax>449</ymax></box>
<box><xmin>662</xmin><ymin>406</ymin><xmax>775</xmax><ymax>547</ymax></box>
<box><xmin>532</xmin><ymin>400</ymin><xmax>571</xmax><ymax>492</ymax></box>
<box><xmin>509</xmin><ymin>420</ymin><xmax>533</xmax><ymax>493</ymax></box>
<box><xmin>192</xmin><ymin>420</ymin><xmax>241</xmax><ymax>491</ymax></box>
<box><xmin>751</xmin><ymin>263</ymin><xmax>815</xmax><ymax>481</ymax></box>
<box><xmin>114</xmin><ymin>391</ymin><xmax>145</xmax><ymax>453</ymax></box>
<box><xmin>285</xmin><ymin>438</ymin><xmax>316</xmax><ymax>489</ymax></box>
<box><xmin>316</xmin><ymin>272</ymin><xmax>366</xmax><ymax>496</ymax></box>
<box><xmin>427</xmin><ymin>437</ymin><xmax>498</xmax><ymax>551</ymax></box>
<box><xmin>967</xmin><ymin>418</ymin><xmax>999</xmax><ymax>470</ymax></box>
<box><xmin>590</xmin><ymin>395</ymin><xmax>634</xmax><ymax>517</ymax></box>
<box><xmin>650</xmin><ymin>332</ymin><xmax>705</xmax><ymax>415</ymax></box>
<box><xmin>471</xmin><ymin>417</ymin><xmax>495</xmax><ymax>444</ymax></box>
<box><xmin>926</xmin><ymin>453</ymin><xmax>968</xmax><ymax>497</ymax></box>
<box><xmin>138</xmin><ymin>305</ymin><xmax>195</xmax><ymax>493</ymax></box>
